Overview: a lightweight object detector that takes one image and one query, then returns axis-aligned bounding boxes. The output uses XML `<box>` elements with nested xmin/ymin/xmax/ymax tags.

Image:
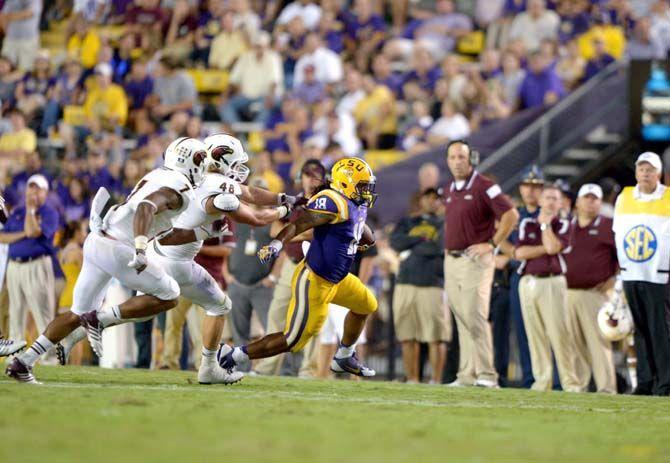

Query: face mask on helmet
<box><xmin>354</xmin><ymin>180</ymin><xmax>377</xmax><ymax>207</ymax></box>
<box><xmin>207</xmin><ymin>143</ymin><xmax>250</xmax><ymax>183</ymax></box>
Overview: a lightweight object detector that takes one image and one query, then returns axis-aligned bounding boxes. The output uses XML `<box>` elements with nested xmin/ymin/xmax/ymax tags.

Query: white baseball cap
<box><xmin>577</xmin><ymin>183</ymin><xmax>603</xmax><ymax>199</ymax></box>
<box><xmin>95</xmin><ymin>62</ymin><xmax>113</xmax><ymax>78</ymax></box>
<box><xmin>635</xmin><ymin>151</ymin><xmax>662</xmax><ymax>172</ymax></box>
<box><xmin>27</xmin><ymin>174</ymin><xmax>49</xmax><ymax>191</ymax></box>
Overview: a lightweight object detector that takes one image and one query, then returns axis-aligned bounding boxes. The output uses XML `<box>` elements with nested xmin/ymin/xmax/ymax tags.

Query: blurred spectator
<box><xmin>336</xmin><ymin>69</ymin><xmax>365</xmax><ymax>116</ymax></box>
<box><xmin>418</xmin><ymin>162</ymin><xmax>440</xmax><ymax>192</ymax></box>
<box><xmin>353</xmin><ymin>76</ymin><xmax>397</xmax><ymax>149</ymax></box>
<box><xmin>317</xmin><ymin>9</ymin><xmax>345</xmax><ymax>54</ymax></box>
<box><xmin>346</xmin><ymin>0</ymin><xmax>386</xmax><ymax>71</ymax></box>
<box><xmin>495</xmin><ymin>51</ymin><xmax>526</xmax><ymax>108</ymax></box>
<box><xmin>0</xmin><ymin>109</ymin><xmax>37</xmax><ymax>168</ymax></box>
<box><xmin>556</xmin><ymin>0</ymin><xmax>591</xmax><ymax>44</ymax></box>
<box><xmin>294</xmin><ymin>65</ymin><xmax>326</xmax><ymax>105</ymax></box>
<box><xmin>479</xmin><ymin>49</ymin><xmax>502</xmax><ymax>80</ymax></box>
<box><xmin>391</xmin><ymin>188</ymin><xmax>447</xmax><ymax>384</ymax></box>
<box><xmin>4</xmin><ymin>151</ymin><xmax>48</xmax><ymax>208</ymax></box>
<box><xmin>208</xmin><ymin>10</ymin><xmax>248</xmax><ymax>70</ymax></box>
<box><xmin>372</xmin><ymin>54</ymin><xmax>404</xmax><ymax>98</ymax></box>
<box><xmin>0</xmin><ymin>56</ymin><xmax>21</xmax><ymax>110</ymax></box>
<box><xmin>0</xmin><ymin>174</ymin><xmax>58</xmax><ymax>342</ymax></box>
<box><xmin>312</xmin><ymin>98</ymin><xmax>361</xmax><ymax>157</ymax></box>
<box><xmin>294</xmin><ymin>32</ymin><xmax>343</xmax><ymax>88</ymax></box>
<box><xmin>150</xmin><ymin>57</ymin><xmax>198</xmax><ymax>122</ymax></box>
<box><xmin>509</xmin><ymin>0</ymin><xmax>560</xmax><ymax>51</ymax></box>
<box><xmin>399</xmin><ymin>100</ymin><xmax>434</xmax><ymax>155</ymax></box>
<box><xmin>83</xmin><ymin>62</ymin><xmax>129</xmax><ymax>132</ymax></box>
<box><xmin>191</xmin><ymin>0</ymin><xmax>226</xmax><ymax>66</ymax></box>
<box><xmin>626</xmin><ymin>17</ymin><xmax>667</xmax><ymax>59</ymax></box>
<box><xmin>82</xmin><ymin>149</ymin><xmax>118</xmax><ymax>194</ymax></box>
<box><xmin>598</xmin><ymin>177</ymin><xmax>621</xmax><ymax>219</ymax></box>
<box><xmin>42</xmin><ymin>57</ymin><xmax>85</xmax><ymax>136</ymax></box>
<box><xmin>252</xmin><ymin>151</ymin><xmax>285</xmax><ymax>194</ymax></box>
<box><xmin>164</xmin><ymin>0</ymin><xmax>198</xmax><ymax>65</ymax></box>
<box><xmin>125</xmin><ymin>0</ymin><xmax>168</xmax><ymax>53</ymax></box>
<box><xmin>386</xmin><ymin>0</ymin><xmax>472</xmax><ymax>63</ymax></box>
<box><xmin>15</xmin><ymin>50</ymin><xmax>53</xmax><ymax>121</ymax></box>
<box><xmin>124</xmin><ymin>60</ymin><xmax>154</xmax><ymax>120</ymax></box>
<box><xmin>470</xmin><ymin>80</ymin><xmax>512</xmax><ymax>131</ymax></box>
<box><xmin>437</xmin><ymin>55</ymin><xmax>468</xmax><ymax>112</ymax></box>
<box><xmin>277</xmin><ymin>0</ymin><xmax>322</xmax><ymax>31</ymax></box>
<box><xmin>0</xmin><ymin>0</ymin><xmax>42</xmax><ymax>71</ymax></box>
<box><xmin>231</xmin><ymin>0</ymin><xmax>261</xmax><ymax>40</ymax></box>
<box><xmin>66</xmin><ymin>15</ymin><xmax>101</xmax><ymax>70</ymax></box>
<box><xmin>218</xmin><ymin>31</ymin><xmax>282</xmax><ymax>124</ymax></box>
<box><xmin>59</xmin><ymin>176</ymin><xmax>89</xmax><ymax>223</ymax></box>
<box><xmin>555</xmin><ymin>39</ymin><xmax>586</xmax><ymax>90</ymax></box>
<box><xmin>651</xmin><ymin>0</ymin><xmax>670</xmax><ymax>53</ymax></box>
<box><xmin>225</xmin><ymin>202</ymin><xmax>277</xmax><ymax>348</ymax></box>
<box><xmin>583</xmin><ymin>36</ymin><xmax>616</xmax><ymax>81</ymax></box>
<box><xmin>111</xmin><ymin>32</ymin><xmax>135</xmax><ymax>84</ymax></box>
<box><xmin>427</xmin><ymin>101</ymin><xmax>471</xmax><ymax>147</ymax></box>
<box><xmin>71</xmin><ymin>0</ymin><xmax>105</xmax><ymax>24</ymax></box>
<box><xmin>519</xmin><ymin>50</ymin><xmax>565</xmax><ymax>109</ymax></box>
<box><xmin>402</xmin><ymin>46</ymin><xmax>441</xmax><ymax>98</ymax></box>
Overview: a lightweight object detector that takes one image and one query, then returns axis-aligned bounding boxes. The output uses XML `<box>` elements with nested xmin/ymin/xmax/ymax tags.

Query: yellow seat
<box><xmin>364</xmin><ymin>150</ymin><xmax>405</xmax><ymax>171</ymax></box>
<box><xmin>457</xmin><ymin>31</ymin><xmax>485</xmax><ymax>56</ymax></box>
<box><xmin>63</xmin><ymin>105</ymin><xmax>87</xmax><ymax>126</ymax></box>
<box><xmin>186</xmin><ymin>69</ymin><xmax>229</xmax><ymax>94</ymax></box>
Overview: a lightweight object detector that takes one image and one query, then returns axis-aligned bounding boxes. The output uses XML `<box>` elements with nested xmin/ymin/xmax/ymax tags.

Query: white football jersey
<box><xmin>154</xmin><ymin>173</ymin><xmax>242</xmax><ymax>261</ymax></box>
<box><xmin>104</xmin><ymin>168</ymin><xmax>195</xmax><ymax>246</ymax></box>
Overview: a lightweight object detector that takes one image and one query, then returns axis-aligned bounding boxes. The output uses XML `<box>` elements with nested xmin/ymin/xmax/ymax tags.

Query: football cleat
<box><xmin>331</xmin><ymin>352</ymin><xmax>375</xmax><ymax>377</ymax></box>
<box><xmin>0</xmin><ymin>338</ymin><xmax>26</xmax><ymax>357</ymax></box>
<box><xmin>56</xmin><ymin>326</ymin><xmax>87</xmax><ymax>366</ymax></box>
<box><xmin>198</xmin><ymin>363</ymin><xmax>244</xmax><ymax>385</ymax></box>
<box><xmin>80</xmin><ymin>311</ymin><xmax>104</xmax><ymax>358</ymax></box>
<box><xmin>5</xmin><ymin>357</ymin><xmax>40</xmax><ymax>384</ymax></box>
<box><xmin>216</xmin><ymin>344</ymin><xmax>237</xmax><ymax>371</ymax></box>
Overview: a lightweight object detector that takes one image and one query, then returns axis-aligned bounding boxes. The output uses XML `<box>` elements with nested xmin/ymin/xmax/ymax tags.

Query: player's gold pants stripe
<box><xmin>285</xmin><ymin>266</ymin><xmax>309</xmax><ymax>347</ymax></box>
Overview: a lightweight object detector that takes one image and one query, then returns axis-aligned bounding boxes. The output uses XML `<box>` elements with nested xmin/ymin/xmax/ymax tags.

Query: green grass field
<box><xmin>1</xmin><ymin>365</ymin><xmax>668</xmax><ymax>463</ymax></box>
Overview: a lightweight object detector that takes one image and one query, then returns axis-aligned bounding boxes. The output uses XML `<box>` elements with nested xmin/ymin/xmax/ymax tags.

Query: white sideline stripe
<box><xmin>9</xmin><ymin>381</ymin><xmax>623</xmax><ymax>413</ymax></box>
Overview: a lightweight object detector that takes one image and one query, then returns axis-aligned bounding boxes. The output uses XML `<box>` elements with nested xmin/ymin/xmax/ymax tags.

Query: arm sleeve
<box><xmin>553</xmin><ymin>218</ymin><xmax>571</xmax><ymax>250</ymax></box>
<box><xmin>482</xmin><ymin>179</ymin><xmax>514</xmax><ymax>219</ymax></box>
<box><xmin>39</xmin><ymin>207</ymin><xmax>59</xmax><ymax>241</ymax></box>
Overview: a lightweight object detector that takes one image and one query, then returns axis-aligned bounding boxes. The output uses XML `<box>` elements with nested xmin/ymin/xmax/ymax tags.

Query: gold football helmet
<box><xmin>330</xmin><ymin>157</ymin><xmax>377</xmax><ymax>207</ymax></box>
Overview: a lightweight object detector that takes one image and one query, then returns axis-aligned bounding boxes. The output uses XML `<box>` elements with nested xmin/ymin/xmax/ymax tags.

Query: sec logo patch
<box><xmin>623</xmin><ymin>225</ymin><xmax>657</xmax><ymax>262</ymax></box>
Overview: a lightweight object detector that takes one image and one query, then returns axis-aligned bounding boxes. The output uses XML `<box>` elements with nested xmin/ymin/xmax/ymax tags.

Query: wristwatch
<box><xmin>540</xmin><ymin>223</ymin><xmax>548</xmax><ymax>231</ymax></box>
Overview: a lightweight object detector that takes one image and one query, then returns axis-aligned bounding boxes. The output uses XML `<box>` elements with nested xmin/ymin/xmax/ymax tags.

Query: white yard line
<box><xmin>2</xmin><ymin>380</ymin><xmax>625</xmax><ymax>413</ymax></box>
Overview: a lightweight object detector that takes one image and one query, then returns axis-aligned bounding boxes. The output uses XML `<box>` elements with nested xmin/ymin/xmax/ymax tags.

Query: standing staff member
<box><xmin>506</xmin><ymin>185</ymin><xmax>579</xmax><ymax>392</ymax></box>
<box><xmin>565</xmin><ymin>184</ymin><xmax>618</xmax><ymax>394</ymax></box>
<box><xmin>613</xmin><ymin>152</ymin><xmax>670</xmax><ymax>396</ymax></box>
<box><xmin>443</xmin><ymin>141</ymin><xmax>519</xmax><ymax>388</ymax></box>
<box><xmin>0</xmin><ymin>174</ymin><xmax>58</xmax><ymax>344</ymax></box>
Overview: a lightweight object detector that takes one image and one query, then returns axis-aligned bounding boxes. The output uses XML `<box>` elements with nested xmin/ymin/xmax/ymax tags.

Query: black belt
<box><xmin>530</xmin><ymin>273</ymin><xmax>562</xmax><ymax>279</ymax></box>
<box><xmin>10</xmin><ymin>255</ymin><xmax>49</xmax><ymax>264</ymax></box>
<box><xmin>447</xmin><ymin>250</ymin><xmax>466</xmax><ymax>258</ymax></box>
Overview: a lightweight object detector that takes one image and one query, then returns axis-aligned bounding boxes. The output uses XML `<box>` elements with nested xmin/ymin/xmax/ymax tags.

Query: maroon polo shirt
<box><xmin>194</xmin><ymin>218</ymin><xmax>236</xmax><ymax>288</ymax></box>
<box><xmin>443</xmin><ymin>171</ymin><xmax>514</xmax><ymax>250</ymax></box>
<box><xmin>518</xmin><ymin>215</ymin><xmax>571</xmax><ymax>276</ymax></box>
<box><xmin>565</xmin><ymin>215</ymin><xmax>618</xmax><ymax>289</ymax></box>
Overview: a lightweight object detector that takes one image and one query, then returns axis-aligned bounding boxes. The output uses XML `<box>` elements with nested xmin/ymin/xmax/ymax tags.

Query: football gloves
<box><xmin>258</xmin><ymin>239</ymin><xmax>283</xmax><ymax>264</ymax></box>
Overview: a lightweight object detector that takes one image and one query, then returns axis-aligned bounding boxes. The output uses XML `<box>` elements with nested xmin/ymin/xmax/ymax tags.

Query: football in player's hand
<box><xmin>359</xmin><ymin>224</ymin><xmax>376</xmax><ymax>248</ymax></box>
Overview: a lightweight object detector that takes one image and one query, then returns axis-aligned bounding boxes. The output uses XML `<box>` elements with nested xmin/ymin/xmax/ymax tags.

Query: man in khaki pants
<box><xmin>509</xmin><ymin>184</ymin><xmax>579</xmax><ymax>392</ymax></box>
<box><xmin>0</xmin><ymin>174</ymin><xmax>57</xmax><ymax>343</ymax></box>
<box><xmin>443</xmin><ymin>141</ymin><xmax>518</xmax><ymax>387</ymax></box>
<box><xmin>565</xmin><ymin>184</ymin><xmax>618</xmax><ymax>393</ymax></box>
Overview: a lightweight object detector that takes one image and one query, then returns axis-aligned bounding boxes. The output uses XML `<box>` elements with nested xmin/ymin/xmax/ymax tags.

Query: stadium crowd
<box><xmin>1</xmin><ymin>0</ymin><xmax>670</xmax><ymax>393</ymax></box>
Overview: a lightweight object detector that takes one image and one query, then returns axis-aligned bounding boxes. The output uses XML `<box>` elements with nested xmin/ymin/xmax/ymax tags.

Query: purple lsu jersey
<box><xmin>305</xmin><ymin>189</ymin><xmax>368</xmax><ymax>283</ymax></box>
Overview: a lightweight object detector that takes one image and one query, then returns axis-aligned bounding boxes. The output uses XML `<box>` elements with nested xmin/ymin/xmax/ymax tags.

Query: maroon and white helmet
<box><xmin>598</xmin><ymin>280</ymin><xmax>633</xmax><ymax>341</ymax></box>
<box><xmin>164</xmin><ymin>137</ymin><xmax>208</xmax><ymax>185</ymax></box>
<box><xmin>203</xmin><ymin>133</ymin><xmax>250</xmax><ymax>183</ymax></box>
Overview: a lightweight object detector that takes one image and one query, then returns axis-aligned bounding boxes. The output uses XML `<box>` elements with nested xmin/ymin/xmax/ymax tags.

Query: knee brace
<box><xmin>205</xmin><ymin>293</ymin><xmax>232</xmax><ymax>317</ymax></box>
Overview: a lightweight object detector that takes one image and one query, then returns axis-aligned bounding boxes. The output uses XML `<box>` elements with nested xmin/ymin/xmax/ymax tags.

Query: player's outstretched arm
<box><xmin>203</xmin><ymin>194</ymin><xmax>289</xmax><ymax>226</ymax></box>
<box><xmin>239</xmin><ymin>184</ymin><xmax>296</xmax><ymax>208</ymax></box>
<box><xmin>258</xmin><ymin>209</ymin><xmax>331</xmax><ymax>263</ymax></box>
<box><xmin>129</xmin><ymin>187</ymin><xmax>183</xmax><ymax>273</ymax></box>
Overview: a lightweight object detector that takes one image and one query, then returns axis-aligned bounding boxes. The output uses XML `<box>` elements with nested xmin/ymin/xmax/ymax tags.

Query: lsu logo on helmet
<box><xmin>623</xmin><ymin>225</ymin><xmax>657</xmax><ymax>262</ymax></box>
<box><xmin>330</xmin><ymin>157</ymin><xmax>377</xmax><ymax>208</ymax></box>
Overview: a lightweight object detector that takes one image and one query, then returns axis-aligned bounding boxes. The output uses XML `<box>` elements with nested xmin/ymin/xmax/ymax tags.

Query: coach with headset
<box><xmin>442</xmin><ymin>141</ymin><xmax>519</xmax><ymax>387</ymax></box>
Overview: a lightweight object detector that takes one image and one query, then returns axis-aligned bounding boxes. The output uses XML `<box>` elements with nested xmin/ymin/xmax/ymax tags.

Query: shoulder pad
<box><xmin>307</xmin><ymin>190</ymin><xmax>349</xmax><ymax>223</ymax></box>
<box><xmin>202</xmin><ymin>173</ymin><xmax>242</xmax><ymax>197</ymax></box>
<box><xmin>145</xmin><ymin>168</ymin><xmax>193</xmax><ymax>194</ymax></box>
